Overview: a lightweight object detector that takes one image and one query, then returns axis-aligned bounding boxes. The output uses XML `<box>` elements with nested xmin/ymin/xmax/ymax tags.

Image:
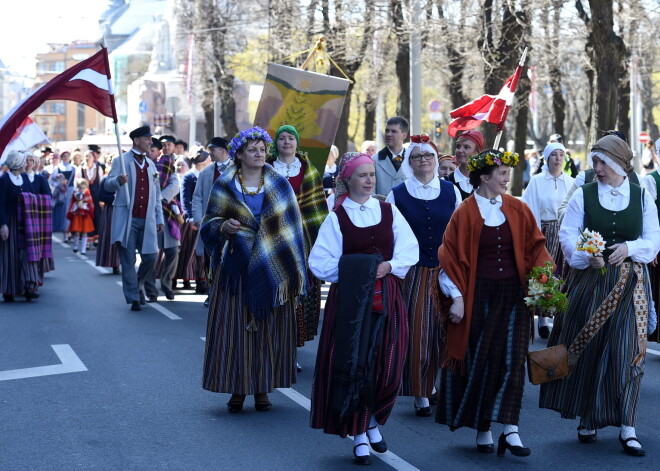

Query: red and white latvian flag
<box><xmin>0</xmin><ymin>47</ymin><xmax>117</xmax><ymax>157</ymax></box>
<box><xmin>447</xmin><ymin>64</ymin><xmax>523</xmax><ymax>138</ymax></box>
<box><xmin>0</xmin><ymin>117</ymin><xmax>50</xmax><ymax>164</ymax></box>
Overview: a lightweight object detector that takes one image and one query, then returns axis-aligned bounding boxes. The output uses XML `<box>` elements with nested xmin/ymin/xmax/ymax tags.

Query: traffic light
<box><xmin>435</xmin><ymin>122</ymin><xmax>442</xmax><ymax>138</ymax></box>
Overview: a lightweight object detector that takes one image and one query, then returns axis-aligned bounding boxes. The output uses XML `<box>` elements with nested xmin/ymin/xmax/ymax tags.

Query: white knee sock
<box><xmin>476</xmin><ymin>430</ymin><xmax>493</xmax><ymax>445</ymax></box>
<box><xmin>81</xmin><ymin>235</ymin><xmax>88</xmax><ymax>254</ymax></box>
<box><xmin>72</xmin><ymin>235</ymin><xmax>79</xmax><ymax>251</ymax></box>
<box><xmin>354</xmin><ymin>433</ymin><xmax>369</xmax><ymax>456</ymax></box>
<box><xmin>414</xmin><ymin>396</ymin><xmax>430</xmax><ymax>408</ymax></box>
<box><xmin>620</xmin><ymin>425</ymin><xmax>641</xmax><ymax>448</ymax></box>
<box><xmin>503</xmin><ymin>424</ymin><xmax>523</xmax><ymax>447</ymax></box>
<box><xmin>367</xmin><ymin>416</ymin><xmax>382</xmax><ymax>443</ymax></box>
<box><xmin>538</xmin><ymin>316</ymin><xmax>549</xmax><ymax>327</ymax></box>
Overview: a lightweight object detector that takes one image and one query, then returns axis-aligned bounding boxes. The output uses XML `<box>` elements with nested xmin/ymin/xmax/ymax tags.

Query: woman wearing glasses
<box><xmin>386</xmin><ymin>135</ymin><xmax>462</xmax><ymax>416</ymax></box>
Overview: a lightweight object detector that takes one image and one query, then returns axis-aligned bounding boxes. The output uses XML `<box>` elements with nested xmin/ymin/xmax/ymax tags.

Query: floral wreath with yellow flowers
<box><xmin>467</xmin><ymin>149</ymin><xmax>520</xmax><ymax>172</ymax></box>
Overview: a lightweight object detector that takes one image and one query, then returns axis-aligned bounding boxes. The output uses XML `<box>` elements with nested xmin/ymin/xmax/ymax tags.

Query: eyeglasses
<box><xmin>410</xmin><ymin>153</ymin><xmax>435</xmax><ymax>161</ymax></box>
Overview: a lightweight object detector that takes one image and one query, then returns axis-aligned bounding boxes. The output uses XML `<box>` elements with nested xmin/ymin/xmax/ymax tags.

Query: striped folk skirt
<box><xmin>295</xmin><ymin>274</ymin><xmax>321</xmax><ymax>346</ymax></box>
<box><xmin>399</xmin><ymin>265</ymin><xmax>441</xmax><ymax>397</ymax></box>
<box><xmin>436</xmin><ymin>277</ymin><xmax>530</xmax><ymax>430</ymax></box>
<box><xmin>202</xmin><ymin>280</ymin><xmax>297</xmax><ymax>395</ymax></box>
<box><xmin>310</xmin><ymin>274</ymin><xmax>408</xmax><ymax>437</ymax></box>
<box><xmin>539</xmin><ymin>263</ymin><xmax>649</xmax><ymax>429</ymax></box>
<box><xmin>174</xmin><ymin>222</ymin><xmax>202</xmax><ymax>281</ymax></box>
<box><xmin>541</xmin><ymin>220</ymin><xmax>564</xmax><ymax>276</ymax></box>
<box><xmin>0</xmin><ymin>215</ymin><xmax>40</xmax><ymax>296</ymax></box>
<box><xmin>95</xmin><ymin>205</ymin><xmax>120</xmax><ymax>268</ymax></box>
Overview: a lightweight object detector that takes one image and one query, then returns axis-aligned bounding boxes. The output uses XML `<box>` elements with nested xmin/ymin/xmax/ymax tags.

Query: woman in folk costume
<box><xmin>445</xmin><ymin>129</ymin><xmax>485</xmax><ymax>200</ymax></box>
<box><xmin>437</xmin><ymin>154</ymin><xmax>456</xmax><ymax>178</ymax></box>
<box><xmin>267</xmin><ymin>125</ymin><xmax>328</xmax><ymax>351</ymax></box>
<box><xmin>521</xmin><ymin>142</ymin><xmax>575</xmax><ymax>339</ymax></box>
<box><xmin>25</xmin><ymin>153</ymin><xmax>55</xmax><ymax>279</ymax></box>
<box><xmin>49</xmin><ymin>150</ymin><xmax>76</xmax><ymax>239</ymax></box>
<box><xmin>200</xmin><ymin>126</ymin><xmax>307</xmax><ymax>413</ymax></box>
<box><xmin>641</xmin><ymin>137</ymin><xmax>660</xmax><ymax>343</ymax></box>
<box><xmin>385</xmin><ymin>135</ymin><xmax>461</xmax><ymax>417</ymax></box>
<box><xmin>309</xmin><ymin>153</ymin><xmax>418</xmax><ymax>465</ymax></box>
<box><xmin>437</xmin><ymin>149</ymin><xmax>552</xmax><ymax>457</ymax></box>
<box><xmin>66</xmin><ymin>178</ymin><xmax>95</xmax><ymax>255</ymax></box>
<box><xmin>539</xmin><ymin>135</ymin><xmax>660</xmax><ymax>456</ymax></box>
<box><xmin>0</xmin><ymin>151</ymin><xmax>46</xmax><ymax>302</ymax></box>
<box><xmin>80</xmin><ymin>150</ymin><xmax>104</xmax><ymax>243</ymax></box>
<box><xmin>95</xmin><ymin>169</ymin><xmax>120</xmax><ymax>274</ymax></box>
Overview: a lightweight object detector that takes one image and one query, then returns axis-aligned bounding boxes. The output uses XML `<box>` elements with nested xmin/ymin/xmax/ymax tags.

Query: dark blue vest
<box><xmin>392</xmin><ymin>178</ymin><xmax>456</xmax><ymax>267</ymax></box>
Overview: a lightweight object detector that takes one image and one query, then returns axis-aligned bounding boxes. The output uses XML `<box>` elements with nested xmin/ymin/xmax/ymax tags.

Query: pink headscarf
<box><xmin>333</xmin><ymin>152</ymin><xmax>374</xmax><ymax>210</ymax></box>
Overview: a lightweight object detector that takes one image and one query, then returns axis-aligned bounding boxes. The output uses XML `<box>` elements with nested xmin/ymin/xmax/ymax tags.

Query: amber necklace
<box><xmin>237</xmin><ymin>168</ymin><xmax>264</xmax><ymax>195</ymax></box>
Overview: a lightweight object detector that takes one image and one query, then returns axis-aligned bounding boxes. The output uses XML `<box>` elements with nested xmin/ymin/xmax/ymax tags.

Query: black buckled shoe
<box><xmin>538</xmin><ymin>325</ymin><xmax>550</xmax><ymax>339</ymax></box>
<box><xmin>619</xmin><ymin>433</ymin><xmax>645</xmax><ymax>457</ymax></box>
<box><xmin>367</xmin><ymin>426</ymin><xmax>387</xmax><ymax>453</ymax></box>
<box><xmin>497</xmin><ymin>432</ymin><xmax>531</xmax><ymax>457</ymax></box>
<box><xmin>353</xmin><ymin>444</ymin><xmax>371</xmax><ymax>465</ymax></box>
<box><xmin>414</xmin><ymin>404</ymin><xmax>432</xmax><ymax>417</ymax></box>
<box><xmin>577</xmin><ymin>426</ymin><xmax>597</xmax><ymax>443</ymax></box>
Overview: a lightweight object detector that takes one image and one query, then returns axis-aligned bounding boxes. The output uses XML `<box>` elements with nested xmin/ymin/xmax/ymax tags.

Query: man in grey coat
<box><xmin>104</xmin><ymin>126</ymin><xmax>164</xmax><ymax>311</ymax></box>
<box><xmin>192</xmin><ymin>137</ymin><xmax>231</xmax><ymax>307</ymax></box>
<box><xmin>373</xmin><ymin>116</ymin><xmax>409</xmax><ymax>196</ymax></box>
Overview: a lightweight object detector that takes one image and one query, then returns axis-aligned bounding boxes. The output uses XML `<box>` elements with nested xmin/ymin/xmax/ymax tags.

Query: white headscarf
<box><xmin>5</xmin><ymin>150</ymin><xmax>28</xmax><ymax>170</ymax></box>
<box><xmin>402</xmin><ymin>142</ymin><xmax>439</xmax><ymax>180</ymax></box>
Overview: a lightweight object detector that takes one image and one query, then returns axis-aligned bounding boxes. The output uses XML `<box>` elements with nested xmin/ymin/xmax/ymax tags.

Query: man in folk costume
<box><xmin>192</xmin><ymin>137</ymin><xmax>232</xmax><ymax>307</ymax></box>
<box><xmin>145</xmin><ymin>134</ymin><xmax>181</xmax><ymax>301</ymax></box>
<box><xmin>373</xmin><ymin>116</ymin><xmax>409</xmax><ymax>196</ymax></box>
<box><xmin>104</xmin><ymin>126</ymin><xmax>164</xmax><ymax>311</ymax></box>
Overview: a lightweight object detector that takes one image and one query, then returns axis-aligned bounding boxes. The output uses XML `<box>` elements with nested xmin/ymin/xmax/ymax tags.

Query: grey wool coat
<box><xmin>104</xmin><ymin>151</ymin><xmax>164</xmax><ymax>254</ymax></box>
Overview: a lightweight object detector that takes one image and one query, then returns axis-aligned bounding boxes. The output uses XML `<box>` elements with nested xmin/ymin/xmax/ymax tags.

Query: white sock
<box><xmin>578</xmin><ymin>419</ymin><xmax>596</xmax><ymax>436</ymax></box>
<box><xmin>432</xmin><ymin>386</ymin><xmax>437</xmax><ymax>395</ymax></box>
<box><xmin>414</xmin><ymin>396</ymin><xmax>429</xmax><ymax>408</ymax></box>
<box><xmin>367</xmin><ymin>416</ymin><xmax>382</xmax><ymax>443</ymax></box>
<box><xmin>72</xmin><ymin>235</ymin><xmax>79</xmax><ymax>251</ymax></box>
<box><xmin>81</xmin><ymin>235</ymin><xmax>88</xmax><ymax>254</ymax></box>
<box><xmin>476</xmin><ymin>430</ymin><xmax>493</xmax><ymax>445</ymax></box>
<box><xmin>620</xmin><ymin>425</ymin><xmax>641</xmax><ymax>448</ymax></box>
<box><xmin>503</xmin><ymin>424</ymin><xmax>523</xmax><ymax>447</ymax></box>
<box><xmin>354</xmin><ymin>433</ymin><xmax>369</xmax><ymax>456</ymax></box>
<box><xmin>538</xmin><ymin>316</ymin><xmax>549</xmax><ymax>327</ymax></box>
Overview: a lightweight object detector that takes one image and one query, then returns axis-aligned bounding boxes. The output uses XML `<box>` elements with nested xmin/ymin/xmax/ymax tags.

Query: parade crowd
<box><xmin>2</xmin><ymin>117</ymin><xmax>660</xmax><ymax>464</ymax></box>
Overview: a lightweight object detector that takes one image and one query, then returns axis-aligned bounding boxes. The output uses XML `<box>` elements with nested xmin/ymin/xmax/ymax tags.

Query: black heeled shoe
<box><xmin>619</xmin><ymin>433</ymin><xmax>645</xmax><ymax>457</ymax></box>
<box><xmin>367</xmin><ymin>426</ymin><xmax>387</xmax><ymax>453</ymax></box>
<box><xmin>476</xmin><ymin>431</ymin><xmax>495</xmax><ymax>453</ymax></box>
<box><xmin>497</xmin><ymin>432</ymin><xmax>531</xmax><ymax>457</ymax></box>
<box><xmin>353</xmin><ymin>443</ymin><xmax>371</xmax><ymax>465</ymax></box>
<box><xmin>227</xmin><ymin>394</ymin><xmax>246</xmax><ymax>413</ymax></box>
<box><xmin>577</xmin><ymin>426</ymin><xmax>597</xmax><ymax>443</ymax></box>
<box><xmin>414</xmin><ymin>404</ymin><xmax>432</xmax><ymax>417</ymax></box>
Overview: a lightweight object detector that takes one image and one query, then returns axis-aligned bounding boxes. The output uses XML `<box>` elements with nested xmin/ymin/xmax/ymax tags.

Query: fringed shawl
<box><xmin>157</xmin><ymin>155</ymin><xmax>182</xmax><ymax>240</ymax></box>
<box><xmin>437</xmin><ymin>194</ymin><xmax>552</xmax><ymax>372</ymax></box>
<box><xmin>267</xmin><ymin>153</ymin><xmax>328</xmax><ymax>255</ymax></box>
<box><xmin>17</xmin><ymin>192</ymin><xmax>53</xmax><ymax>262</ymax></box>
<box><xmin>200</xmin><ymin>165</ymin><xmax>307</xmax><ymax>320</ymax></box>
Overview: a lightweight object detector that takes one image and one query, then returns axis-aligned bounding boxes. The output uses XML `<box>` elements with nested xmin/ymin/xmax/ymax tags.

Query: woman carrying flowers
<box><xmin>539</xmin><ymin>135</ymin><xmax>660</xmax><ymax>456</ymax></box>
<box><xmin>200</xmin><ymin>126</ymin><xmax>307</xmax><ymax>413</ymax></box>
<box><xmin>266</xmin><ymin>125</ymin><xmax>328</xmax><ymax>350</ymax></box>
<box><xmin>436</xmin><ymin>149</ymin><xmax>552</xmax><ymax>457</ymax></box>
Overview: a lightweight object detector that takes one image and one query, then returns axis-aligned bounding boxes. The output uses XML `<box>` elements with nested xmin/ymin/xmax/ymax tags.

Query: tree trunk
<box><xmin>364</xmin><ymin>92</ymin><xmax>376</xmax><ymax>141</ymax></box>
<box><xmin>391</xmin><ymin>0</ymin><xmax>410</xmax><ymax>120</ymax></box>
<box><xmin>640</xmin><ymin>50</ymin><xmax>659</xmax><ymax>141</ymax></box>
<box><xmin>335</xmin><ymin>82</ymin><xmax>354</xmax><ymax>156</ymax></box>
<box><xmin>549</xmin><ymin>0</ymin><xmax>565</xmax><ymax>138</ymax></box>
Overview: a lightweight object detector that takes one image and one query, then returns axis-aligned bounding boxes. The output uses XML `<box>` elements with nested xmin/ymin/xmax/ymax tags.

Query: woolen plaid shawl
<box><xmin>266</xmin><ymin>153</ymin><xmax>328</xmax><ymax>254</ymax></box>
<box><xmin>17</xmin><ymin>192</ymin><xmax>53</xmax><ymax>262</ymax></box>
<box><xmin>200</xmin><ymin>165</ymin><xmax>307</xmax><ymax>319</ymax></box>
<box><xmin>157</xmin><ymin>155</ymin><xmax>182</xmax><ymax>240</ymax></box>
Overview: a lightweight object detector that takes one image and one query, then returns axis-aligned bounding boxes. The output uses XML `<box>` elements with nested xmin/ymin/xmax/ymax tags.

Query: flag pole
<box><xmin>492</xmin><ymin>47</ymin><xmax>528</xmax><ymax>150</ymax></box>
<box><xmin>100</xmin><ymin>40</ymin><xmax>130</xmax><ymax>209</ymax></box>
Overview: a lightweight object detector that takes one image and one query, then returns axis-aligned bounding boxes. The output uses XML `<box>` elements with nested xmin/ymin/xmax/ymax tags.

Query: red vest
<box><xmin>287</xmin><ymin>162</ymin><xmax>306</xmax><ymax>195</ymax></box>
<box><xmin>476</xmin><ymin>221</ymin><xmax>517</xmax><ymax>279</ymax></box>
<box><xmin>132</xmin><ymin>160</ymin><xmax>150</xmax><ymax>218</ymax></box>
<box><xmin>335</xmin><ymin>201</ymin><xmax>394</xmax><ymax>261</ymax></box>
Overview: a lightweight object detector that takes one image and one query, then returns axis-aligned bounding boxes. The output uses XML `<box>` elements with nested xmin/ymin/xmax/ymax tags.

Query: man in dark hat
<box><xmin>104</xmin><ymin>125</ymin><xmax>164</xmax><ymax>311</ymax></box>
<box><xmin>88</xmin><ymin>144</ymin><xmax>105</xmax><ymax>171</ymax></box>
<box><xmin>143</xmin><ymin>134</ymin><xmax>180</xmax><ymax>300</ymax></box>
<box><xmin>192</xmin><ymin>137</ymin><xmax>231</xmax><ymax>306</ymax></box>
<box><xmin>175</xmin><ymin>139</ymin><xmax>188</xmax><ymax>157</ymax></box>
<box><xmin>148</xmin><ymin>137</ymin><xmax>162</xmax><ymax>162</ymax></box>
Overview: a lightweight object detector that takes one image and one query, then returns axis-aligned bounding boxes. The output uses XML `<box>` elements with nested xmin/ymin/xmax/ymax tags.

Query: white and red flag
<box><xmin>0</xmin><ymin>47</ymin><xmax>117</xmax><ymax>156</ymax></box>
<box><xmin>0</xmin><ymin>117</ymin><xmax>50</xmax><ymax>164</ymax></box>
<box><xmin>447</xmin><ymin>63</ymin><xmax>523</xmax><ymax>138</ymax></box>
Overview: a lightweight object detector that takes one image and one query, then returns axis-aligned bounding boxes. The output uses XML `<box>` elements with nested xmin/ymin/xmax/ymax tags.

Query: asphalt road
<box><xmin>2</xmin><ymin>238</ymin><xmax>660</xmax><ymax>470</ymax></box>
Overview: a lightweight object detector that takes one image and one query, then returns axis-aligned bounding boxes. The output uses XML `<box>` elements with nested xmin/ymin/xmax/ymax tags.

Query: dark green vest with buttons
<box><xmin>650</xmin><ymin>170</ymin><xmax>660</xmax><ymax>223</ymax></box>
<box><xmin>583</xmin><ymin>181</ymin><xmax>643</xmax><ymax>263</ymax></box>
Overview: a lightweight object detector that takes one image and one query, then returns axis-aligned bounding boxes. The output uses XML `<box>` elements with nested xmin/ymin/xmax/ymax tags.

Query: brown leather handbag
<box><xmin>527</xmin><ymin>344</ymin><xmax>569</xmax><ymax>385</ymax></box>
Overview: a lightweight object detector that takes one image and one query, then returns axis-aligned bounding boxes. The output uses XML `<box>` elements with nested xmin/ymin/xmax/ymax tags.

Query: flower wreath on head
<box><xmin>467</xmin><ymin>149</ymin><xmax>519</xmax><ymax>172</ymax></box>
<box><xmin>227</xmin><ymin>126</ymin><xmax>273</xmax><ymax>160</ymax></box>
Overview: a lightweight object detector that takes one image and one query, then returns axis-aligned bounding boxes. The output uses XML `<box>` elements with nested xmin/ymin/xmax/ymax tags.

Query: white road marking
<box><xmin>0</xmin><ymin>345</ymin><xmax>87</xmax><ymax>381</ymax></box>
<box><xmin>86</xmin><ymin>259</ymin><xmax>110</xmax><ymax>274</ymax></box>
<box><xmin>200</xmin><ymin>338</ymin><xmax>420</xmax><ymax>471</ymax></box>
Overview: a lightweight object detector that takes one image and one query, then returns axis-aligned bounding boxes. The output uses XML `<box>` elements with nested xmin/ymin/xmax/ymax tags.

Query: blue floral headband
<box><xmin>227</xmin><ymin>126</ymin><xmax>273</xmax><ymax>159</ymax></box>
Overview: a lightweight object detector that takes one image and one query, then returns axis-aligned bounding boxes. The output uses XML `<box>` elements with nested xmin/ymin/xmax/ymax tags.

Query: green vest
<box><xmin>650</xmin><ymin>170</ymin><xmax>660</xmax><ymax>224</ymax></box>
<box><xmin>583</xmin><ymin>181</ymin><xmax>643</xmax><ymax>262</ymax></box>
